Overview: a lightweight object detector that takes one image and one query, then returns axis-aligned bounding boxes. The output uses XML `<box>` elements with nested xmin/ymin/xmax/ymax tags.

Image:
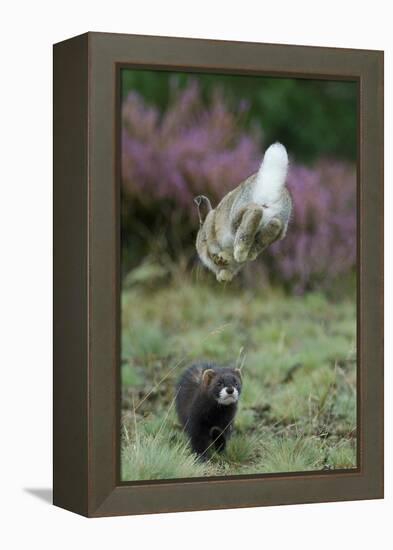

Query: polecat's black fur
<box><xmin>176</xmin><ymin>363</ymin><xmax>242</xmax><ymax>458</ymax></box>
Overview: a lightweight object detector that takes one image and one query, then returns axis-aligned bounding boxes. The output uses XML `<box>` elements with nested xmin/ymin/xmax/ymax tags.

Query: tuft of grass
<box><xmin>121</xmin><ymin>429</ymin><xmax>212</xmax><ymax>480</ymax></box>
<box><xmin>224</xmin><ymin>433</ymin><xmax>260</xmax><ymax>464</ymax></box>
<box><xmin>258</xmin><ymin>435</ymin><xmax>325</xmax><ymax>473</ymax></box>
<box><xmin>325</xmin><ymin>439</ymin><xmax>357</xmax><ymax>469</ymax></box>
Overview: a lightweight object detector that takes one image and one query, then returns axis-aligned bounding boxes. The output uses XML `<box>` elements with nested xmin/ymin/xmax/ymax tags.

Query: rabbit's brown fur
<box><xmin>195</xmin><ymin>143</ymin><xmax>292</xmax><ymax>282</ymax></box>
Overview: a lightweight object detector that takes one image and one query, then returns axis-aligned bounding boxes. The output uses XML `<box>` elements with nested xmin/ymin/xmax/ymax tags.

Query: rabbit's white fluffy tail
<box><xmin>253</xmin><ymin>142</ymin><xmax>288</xmax><ymax>205</ymax></box>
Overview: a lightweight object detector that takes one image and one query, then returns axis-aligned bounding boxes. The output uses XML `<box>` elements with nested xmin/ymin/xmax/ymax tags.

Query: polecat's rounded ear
<box><xmin>234</xmin><ymin>368</ymin><xmax>242</xmax><ymax>380</ymax></box>
<box><xmin>202</xmin><ymin>369</ymin><xmax>216</xmax><ymax>387</ymax></box>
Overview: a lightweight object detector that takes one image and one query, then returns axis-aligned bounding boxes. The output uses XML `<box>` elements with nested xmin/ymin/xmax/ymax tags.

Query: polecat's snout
<box><xmin>217</xmin><ymin>385</ymin><xmax>239</xmax><ymax>405</ymax></box>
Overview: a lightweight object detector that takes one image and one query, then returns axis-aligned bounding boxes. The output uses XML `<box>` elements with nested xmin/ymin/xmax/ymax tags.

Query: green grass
<box><xmin>121</xmin><ymin>280</ymin><xmax>357</xmax><ymax>481</ymax></box>
<box><xmin>121</xmin><ymin>426</ymin><xmax>214</xmax><ymax>480</ymax></box>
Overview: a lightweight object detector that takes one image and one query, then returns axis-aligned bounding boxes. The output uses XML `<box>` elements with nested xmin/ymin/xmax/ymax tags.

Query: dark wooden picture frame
<box><xmin>53</xmin><ymin>32</ymin><xmax>383</xmax><ymax>517</ymax></box>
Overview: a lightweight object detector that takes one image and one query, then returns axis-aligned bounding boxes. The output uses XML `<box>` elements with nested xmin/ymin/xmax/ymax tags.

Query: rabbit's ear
<box><xmin>194</xmin><ymin>195</ymin><xmax>212</xmax><ymax>225</ymax></box>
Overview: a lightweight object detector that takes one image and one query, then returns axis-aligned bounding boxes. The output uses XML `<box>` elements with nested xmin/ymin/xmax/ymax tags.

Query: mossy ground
<box><xmin>121</xmin><ymin>278</ymin><xmax>357</xmax><ymax>481</ymax></box>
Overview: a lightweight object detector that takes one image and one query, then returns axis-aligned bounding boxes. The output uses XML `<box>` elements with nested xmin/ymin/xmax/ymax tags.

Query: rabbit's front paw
<box><xmin>212</xmin><ymin>250</ymin><xmax>232</xmax><ymax>266</ymax></box>
<box><xmin>216</xmin><ymin>269</ymin><xmax>234</xmax><ymax>282</ymax></box>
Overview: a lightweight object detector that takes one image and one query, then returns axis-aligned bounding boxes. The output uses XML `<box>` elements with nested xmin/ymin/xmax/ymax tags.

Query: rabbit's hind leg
<box><xmin>204</xmin><ymin>212</ymin><xmax>232</xmax><ymax>267</ymax></box>
<box><xmin>248</xmin><ymin>217</ymin><xmax>283</xmax><ymax>260</ymax></box>
<box><xmin>233</xmin><ymin>204</ymin><xmax>263</xmax><ymax>263</ymax></box>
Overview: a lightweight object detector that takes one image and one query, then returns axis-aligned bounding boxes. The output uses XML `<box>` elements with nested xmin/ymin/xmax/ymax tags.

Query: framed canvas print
<box><xmin>53</xmin><ymin>32</ymin><xmax>384</xmax><ymax>517</ymax></box>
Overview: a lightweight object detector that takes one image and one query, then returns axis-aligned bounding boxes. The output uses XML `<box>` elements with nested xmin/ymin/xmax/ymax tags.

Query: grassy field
<box><xmin>121</xmin><ymin>277</ymin><xmax>357</xmax><ymax>481</ymax></box>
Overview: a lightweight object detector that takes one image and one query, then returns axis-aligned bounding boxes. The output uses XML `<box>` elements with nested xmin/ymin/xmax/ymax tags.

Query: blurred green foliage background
<box><xmin>122</xmin><ymin>70</ymin><xmax>357</xmax><ymax>163</ymax></box>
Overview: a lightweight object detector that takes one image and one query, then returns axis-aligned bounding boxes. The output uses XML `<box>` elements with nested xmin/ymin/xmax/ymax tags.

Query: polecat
<box><xmin>176</xmin><ymin>363</ymin><xmax>242</xmax><ymax>459</ymax></box>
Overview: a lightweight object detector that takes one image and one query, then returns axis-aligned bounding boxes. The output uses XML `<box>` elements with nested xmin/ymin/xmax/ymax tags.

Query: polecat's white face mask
<box><xmin>217</xmin><ymin>387</ymin><xmax>239</xmax><ymax>405</ymax></box>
